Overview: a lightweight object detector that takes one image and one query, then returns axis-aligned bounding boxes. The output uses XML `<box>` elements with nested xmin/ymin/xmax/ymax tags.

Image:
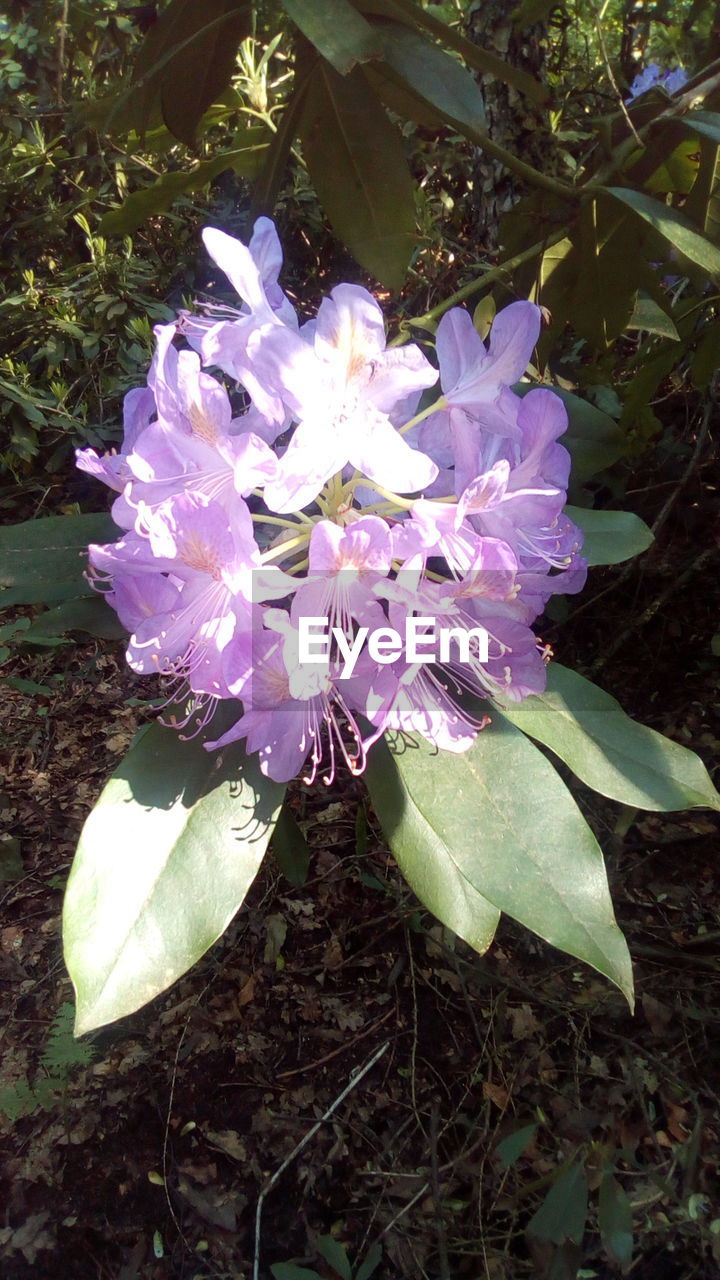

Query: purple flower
<box><xmin>627</xmin><ymin>63</ymin><xmax>688</xmax><ymax>101</ymax></box>
<box><xmin>80</xmin><ymin>220</ymin><xmax>588</xmax><ymax>781</ymax></box>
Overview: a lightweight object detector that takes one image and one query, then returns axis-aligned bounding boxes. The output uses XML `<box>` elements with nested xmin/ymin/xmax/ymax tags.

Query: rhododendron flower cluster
<box><xmin>79</xmin><ymin>219</ymin><xmax>587</xmax><ymax>783</ymax></box>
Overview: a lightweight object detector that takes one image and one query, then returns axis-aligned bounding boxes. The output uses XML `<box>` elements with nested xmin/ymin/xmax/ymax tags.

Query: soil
<box><xmin>1</xmin><ymin>393</ymin><xmax>719</xmax><ymax>1280</ymax></box>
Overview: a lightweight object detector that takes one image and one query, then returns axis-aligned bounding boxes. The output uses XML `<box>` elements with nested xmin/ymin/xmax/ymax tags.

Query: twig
<box><xmin>430</xmin><ymin>1102</ymin><xmax>451</xmax><ymax>1280</ymax></box>
<box><xmin>253</xmin><ymin>1040</ymin><xmax>389</xmax><ymax>1280</ymax></box>
<box><xmin>590</xmin><ymin>547</ymin><xmax>715</xmax><ymax>674</ymax></box>
<box><xmin>648</xmin><ymin>399</ymin><xmax>713</xmax><ymax>542</ymax></box>
<box><xmin>275</xmin><ymin>1007</ymin><xmax>394</xmax><ymax>1079</ymax></box>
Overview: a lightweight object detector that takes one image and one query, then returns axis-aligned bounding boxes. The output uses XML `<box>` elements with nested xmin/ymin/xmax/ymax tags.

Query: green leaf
<box><xmin>364</xmin><ymin>0</ymin><xmax>548</xmax><ymax>104</ymax></box>
<box><xmin>355</xmin><ymin>1243</ymin><xmax>383</xmax><ymax>1280</ymax></box>
<box><xmin>0</xmin><ymin>513</ymin><xmax>119</xmax><ymax>606</ymax></box>
<box><xmin>251</xmin><ymin>80</ymin><xmax>311</xmax><ymax>219</ymax></box>
<box><xmin>513</xmin><ymin>385</ymin><xmax>625</xmax><ymax>485</ymax></box>
<box><xmin>599</xmin><ymin>1173</ymin><xmax>633</xmax><ymax>1271</ymax></box>
<box><xmin>375</xmin><ymin>21</ymin><xmax>487</xmax><ymax>135</ymax></box>
<box><xmin>604</xmin><ymin>187</ymin><xmax>720</xmax><ymax>277</ymax></box>
<box><xmin>315</xmin><ymin>1235</ymin><xmax>352</xmax><ymax>1280</ymax></box>
<box><xmin>528</xmin><ymin>1161</ymin><xmax>588</xmax><ymax>1245</ymax></box>
<box><xmin>565</xmin><ymin>505</ymin><xmax>653</xmax><ymax>565</ymax></box>
<box><xmin>270</xmin><ymin>1267</ymin><xmax>321</xmax><ymax>1280</ymax></box>
<box><xmin>569</xmin><ymin>196</ymin><xmax>641</xmax><ymax>349</ymax></box>
<box><xmin>678</xmin><ymin>110</ymin><xmax>720</xmax><ymax>146</ymax></box>
<box><xmin>365</xmin><ymin>738</ymin><xmax>501</xmax><ymax>955</ymax></box>
<box><xmin>23</xmin><ymin>596</ymin><xmax>126</xmax><ymax>642</ymax></box>
<box><xmin>496</xmin><ymin>1122</ymin><xmax>538</xmax><ymax>1170</ymax></box>
<box><xmin>627</xmin><ymin>293</ymin><xmax>680</xmax><ymax>340</ymax></box>
<box><xmin>101</xmin><ymin>138</ymin><xmax>268</xmax><ymax>235</ymax></box>
<box><xmin>497</xmin><ymin>664</ymin><xmax>720</xmax><ymax>813</ymax></box>
<box><xmin>128</xmin><ymin>0</ymin><xmax>252</xmax><ymax>144</ymax></box>
<box><xmin>280</xmin><ymin>0</ymin><xmax>383</xmax><ymax>75</ymax></box>
<box><xmin>63</xmin><ymin>718</ymin><xmax>285</xmax><ymax>1034</ymax></box>
<box><xmin>299</xmin><ymin>61</ymin><xmax>415</xmax><ymax>289</ymax></box>
<box><xmin>272</xmin><ymin>804</ymin><xmax>311</xmax><ymax>887</ymax></box>
<box><xmin>370</xmin><ymin>720</ymin><xmax>633</xmax><ymax>1005</ymax></box>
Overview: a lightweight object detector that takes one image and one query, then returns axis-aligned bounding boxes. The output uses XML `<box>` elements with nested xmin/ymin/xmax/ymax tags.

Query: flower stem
<box><xmin>397</xmin><ymin>396</ymin><xmax>447</xmax><ymax>435</ymax></box>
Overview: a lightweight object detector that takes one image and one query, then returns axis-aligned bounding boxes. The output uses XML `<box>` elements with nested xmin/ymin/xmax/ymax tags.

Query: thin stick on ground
<box><xmin>253</xmin><ymin>1039</ymin><xmax>390</xmax><ymax>1280</ymax></box>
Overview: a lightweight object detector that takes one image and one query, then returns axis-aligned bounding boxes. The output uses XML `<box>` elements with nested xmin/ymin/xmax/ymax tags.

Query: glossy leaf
<box><xmin>280</xmin><ymin>0</ymin><xmax>383</xmax><ymax>74</ymax></box>
<box><xmin>565</xmin><ymin>505</ymin><xmax>654</xmax><ymax>565</ymax></box>
<box><xmin>498</xmin><ymin>664</ymin><xmax>720</xmax><ymax>813</ymax></box>
<box><xmin>251</xmin><ymin>79</ymin><xmax>312</xmax><ymax>219</ymax></box>
<box><xmin>272</xmin><ymin>804</ymin><xmax>311</xmax><ymax>886</ymax></box>
<box><xmin>370</xmin><ymin>720</ymin><xmax>633</xmax><ymax>1004</ymax></box>
<box><xmin>528</xmin><ymin>1162</ymin><xmax>588</xmax><ymax>1245</ymax></box>
<box><xmin>496</xmin><ymin>1123</ymin><xmax>538</xmax><ymax>1170</ymax></box>
<box><xmin>365</xmin><ymin>738</ymin><xmax>501</xmax><ymax>955</ymax></box>
<box><xmin>23</xmin><ymin>596</ymin><xmax>126</xmax><ymax>642</ymax></box>
<box><xmin>375</xmin><ymin>20</ymin><xmax>487</xmax><ymax>135</ymax></box>
<box><xmin>627</xmin><ymin>294</ymin><xmax>680</xmax><ymax>340</ymax></box>
<box><xmin>63</xmin><ymin>719</ymin><xmax>285</xmax><ymax>1034</ymax></box>
<box><xmin>128</xmin><ymin>0</ymin><xmax>251</xmax><ymax>143</ymax></box>
<box><xmin>0</xmin><ymin>513</ymin><xmax>118</xmax><ymax>606</ymax></box>
<box><xmin>599</xmin><ymin>1174</ymin><xmax>633</xmax><ymax>1270</ymax></box>
<box><xmin>363</xmin><ymin>0</ymin><xmax>548</xmax><ymax>103</ymax></box>
<box><xmin>604</xmin><ymin>187</ymin><xmax>720</xmax><ymax>277</ymax></box>
<box><xmin>101</xmin><ymin>137</ymin><xmax>268</xmax><ymax>235</ymax></box>
<box><xmin>299</xmin><ymin>61</ymin><xmax>415</xmax><ymax>289</ymax></box>
<box><xmin>569</xmin><ymin>197</ymin><xmax>641</xmax><ymax>348</ymax></box>
<box><xmin>678</xmin><ymin>110</ymin><xmax>720</xmax><ymax>146</ymax></box>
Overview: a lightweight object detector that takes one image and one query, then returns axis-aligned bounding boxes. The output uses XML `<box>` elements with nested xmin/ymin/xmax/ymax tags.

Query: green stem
<box><xmin>392</xmin><ymin>228</ymin><xmax>569</xmax><ymax>341</ymax></box>
<box><xmin>397</xmin><ymin>396</ymin><xmax>447</xmax><ymax>435</ymax></box>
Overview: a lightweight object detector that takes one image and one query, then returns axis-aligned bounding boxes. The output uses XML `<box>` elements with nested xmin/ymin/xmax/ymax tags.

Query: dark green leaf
<box><xmin>101</xmin><ymin>138</ymin><xmax>268</xmax><ymax>235</ymax></box>
<box><xmin>281</xmin><ymin>0</ymin><xmax>383</xmax><ymax>74</ymax></box>
<box><xmin>565</xmin><ymin>505</ymin><xmax>654</xmax><ymax>565</ymax></box>
<box><xmin>128</xmin><ymin>0</ymin><xmax>252</xmax><ymax>143</ymax></box>
<box><xmin>0</xmin><ymin>513</ymin><xmax>119</xmax><ymax>605</ymax></box>
<box><xmin>375</xmin><ymin>21</ymin><xmax>487</xmax><ymax>135</ymax></box>
<box><xmin>678</xmin><ymin>110</ymin><xmax>720</xmax><ymax>146</ymax></box>
<box><xmin>527</xmin><ymin>1162</ymin><xmax>588</xmax><ymax>1245</ymax></box>
<box><xmin>23</xmin><ymin>596</ymin><xmax>126</xmax><ymax>643</ymax></box>
<box><xmin>0</xmin><ymin>835</ymin><xmax>23</xmax><ymax>883</ymax></box>
<box><xmin>627</xmin><ymin>294</ymin><xmax>680</xmax><ymax>340</ymax></box>
<box><xmin>604</xmin><ymin>187</ymin><xmax>720</xmax><ymax>277</ymax></box>
<box><xmin>362</xmin><ymin>0</ymin><xmax>548</xmax><ymax>103</ymax></box>
<box><xmin>355</xmin><ymin>1242</ymin><xmax>383</xmax><ymax>1280</ymax></box>
<box><xmin>315</xmin><ymin>1235</ymin><xmax>352</xmax><ymax>1280</ymax></box>
<box><xmin>272</xmin><ymin>804</ymin><xmax>311</xmax><ymax>887</ymax></box>
<box><xmin>299</xmin><ymin>62</ymin><xmax>415</xmax><ymax>289</ymax></box>
<box><xmin>251</xmin><ymin>81</ymin><xmax>311</xmax><ymax>219</ymax></box>
<box><xmin>365</xmin><ymin>738</ymin><xmax>501</xmax><ymax>955</ymax></box>
<box><xmin>270</xmin><ymin>1267</ymin><xmax>321</xmax><ymax>1280</ymax></box>
<box><xmin>63</xmin><ymin>718</ymin><xmax>285</xmax><ymax>1034</ymax></box>
<box><xmin>496</xmin><ymin>1123</ymin><xmax>538</xmax><ymax>1170</ymax></box>
<box><xmin>599</xmin><ymin>1173</ymin><xmax>633</xmax><ymax>1270</ymax></box>
<box><xmin>371</xmin><ymin>720</ymin><xmax>633</xmax><ymax>1004</ymax></box>
<box><xmin>497</xmin><ymin>664</ymin><xmax>720</xmax><ymax>813</ymax></box>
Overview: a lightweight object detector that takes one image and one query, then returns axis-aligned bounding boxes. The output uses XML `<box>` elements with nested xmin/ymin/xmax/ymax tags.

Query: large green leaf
<box><xmin>365</xmin><ymin>739</ymin><xmax>501</xmax><ymax>954</ymax></box>
<box><xmin>565</xmin><ymin>505</ymin><xmax>654</xmax><ymax>565</ymax></box>
<box><xmin>280</xmin><ymin>0</ymin><xmax>383</xmax><ymax>74</ymax></box>
<box><xmin>63</xmin><ymin>719</ymin><xmax>285</xmax><ymax>1034</ymax></box>
<box><xmin>604</xmin><ymin>187</ymin><xmax>720</xmax><ymax>277</ymax></box>
<box><xmin>299</xmin><ymin>61</ymin><xmax>415</xmax><ymax>289</ymax></box>
<box><xmin>0</xmin><ymin>513</ymin><xmax>118</xmax><ymax>607</ymax></box>
<box><xmin>127</xmin><ymin>0</ymin><xmax>251</xmax><ymax>143</ymax></box>
<box><xmin>101</xmin><ymin>138</ymin><xmax>268</xmax><ymax>235</ymax></box>
<box><xmin>374</xmin><ymin>20</ymin><xmax>487</xmax><ymax>135</ymax></box>
<box><xmin>369</xmin><ymin>720</ymin><xmax>633</xmax><ymax>1004</ymax></box>
<box><xmin>569</xmin><ymin>197</ymin><xmax>641</xmax><ymax>349</ymax></box>
<box><xmin>498</xmin><ymin>665</ymin><xmax>720</xmax><ymax>813</ymax></box>
<box><xmin>23</xmin><ymin>596</ymin><xmax>126</xmax><ymax>642</ymax></box>
<box><xmin>359</xmin><ymin>0</ymin><xmax>548</xmax><ymax>103</ymax></box>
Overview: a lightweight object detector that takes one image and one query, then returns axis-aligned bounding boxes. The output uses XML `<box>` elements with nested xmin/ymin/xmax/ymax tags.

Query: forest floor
<box><xmin>1</xmin><ymin>381</ymin><xmax>719</xmax><ymax>1280</ymax></box>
